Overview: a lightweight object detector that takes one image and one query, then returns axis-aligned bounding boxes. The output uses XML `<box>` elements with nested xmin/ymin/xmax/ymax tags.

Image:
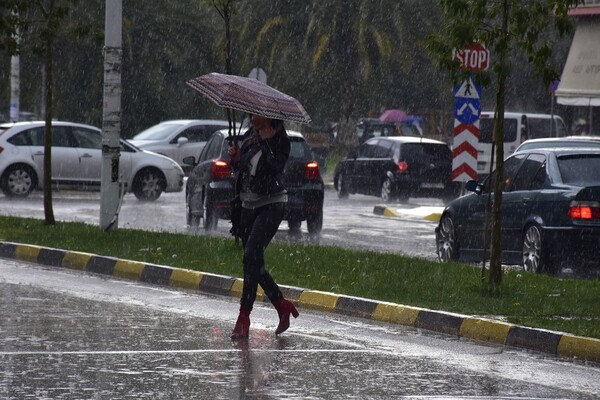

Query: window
<box><xmin>558</xmin><ymin>155</ymin><xmax>600</xmax><ymax>185</ymax></box>
<box><xmin>486</xmin><ymin>153</ymin><xmax>526</xmax><ymax>192</ymax></box>
<box><xmin>51</xmin><ymin>126</ymin><xmax>71</xmax><ymax>147</ymax></box>
<box><xmin>372</xmin><ymin>140</ymin><xmax>394</xmax><ymax>158</ymax></box>
<box><xmin>479</xmin><ymin>118</ymin><xmax>518</xmax><ymax>143</ymax></box>
<box><xmin>508</xmin><ymin>154</ymin><xmax>546</xmax><ymax>191</ymax></box>
<box><xmin>72</xmin><ymin>128</ymin><xmax>102</xmax><ymax>149</ymax></box>
<box><xmin>358</xmin><ymin>139</ymin><xmax>379</xmax><ymax>158</ymax></box>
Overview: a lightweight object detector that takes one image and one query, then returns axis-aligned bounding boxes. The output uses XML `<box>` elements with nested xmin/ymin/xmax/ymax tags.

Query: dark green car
<box><xmin>436</xmin><ymin>148</ymin><xmax>600</xmax><ymax>274</ymax></box>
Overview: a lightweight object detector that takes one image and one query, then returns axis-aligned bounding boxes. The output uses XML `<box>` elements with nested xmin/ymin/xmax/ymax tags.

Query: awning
<box><xmin>556</xmin><ymin>19</ymin><xmax>600</xmax><ymax>106</ymax></box>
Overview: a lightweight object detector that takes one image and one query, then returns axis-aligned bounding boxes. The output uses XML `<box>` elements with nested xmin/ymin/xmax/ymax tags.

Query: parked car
<box><xmin>334</xmin><ymin>136</ymin><xmax>460</xmax><ymax>202</ymax></box>
<box><xmin>435</xmin><ymin>148</ymin><xmax>600</xmax><ymax>274</ymax></box>
<box><xmin>184</xmin><ymin>129</ymin><xmax>325</xmax><ymax>234</ymax></box>
<box><xmin>129</xmin><ymin>119</ymin><xmax>238</xmax><ymax>173</ymax></box>
<box><xmin>356</xmin><ymin>118</ymin><xmax>422</xmax><ymax>144</ymax></box>
<box><xmin>0</xmin><ymin>121</ymin><xmax>184</xmax><ymax>200</ymax></box>
<box><xmin>514</xmin><ymin>136</ymin><xmax>600</xmax><ymax>152</ymax></box>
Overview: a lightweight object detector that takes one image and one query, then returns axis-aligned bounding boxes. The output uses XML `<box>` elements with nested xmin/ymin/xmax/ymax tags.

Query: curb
<box><xmin>373</xmin><ymin>205</ymin><xmax>443</xmax><ymax>222</ymax></box>
<box><xmin>2</xmin><ymin>240</ymin><xmax>599</xmax><ymax>364</ymax></box>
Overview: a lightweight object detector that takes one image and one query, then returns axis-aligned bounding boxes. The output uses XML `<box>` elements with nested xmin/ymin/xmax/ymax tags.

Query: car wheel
<box><xmin>203</xmin><ymin>199</ymin><xmax>218</xmax><ymax>230</ymax></box>
<box><xmin>337</xmin><ymin>173</ymin><xmax>349</xmax><ymax>199</ymax></box>
<box><xmin>522</xmin><ymin>224</ymin><xmax>556</xmax><ymax>274</ymax></box>
<box><xmin>0</xmin><ymin>164</ymin><xmax>36</xmax><ymax>198</ymax></box>
<box><xmin>307</xmin><ymin>209</ymin><xmax>323</xmax><ymax>235</ymax></box>
<box><xmin>436</xmin><ymin>215</ymin><xmax>458</xmax><ymax>262</ymax></box>
<box><xmin>287</xmin><ymin>219</ymin><xmax>302</xmax><ymax>234</ymax></box>
<box><xmin>133</xmin><ymin>168</ymin><xmax>165</xmax><ymax>201</ymax></box>
<box><xmin>380</xmin><ymin>178</ymin><xmax>394</xmax><ymax>202</ymax></box>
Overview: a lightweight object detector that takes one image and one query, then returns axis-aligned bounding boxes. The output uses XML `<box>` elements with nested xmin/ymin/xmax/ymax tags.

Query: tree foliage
<box><xmin>0</xmin><ymin>1</ymin><xmax>576</xmax><ymax>144</ymax></box>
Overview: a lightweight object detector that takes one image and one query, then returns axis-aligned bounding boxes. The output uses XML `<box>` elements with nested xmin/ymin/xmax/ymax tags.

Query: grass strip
<box><xmin>1</xmin><ymin>215</ymin><xmax>599</xmax><ymax>339</ymax></box>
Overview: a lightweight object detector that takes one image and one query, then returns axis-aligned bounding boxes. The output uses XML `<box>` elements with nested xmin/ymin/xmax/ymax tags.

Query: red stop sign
<box><xmin>453</xmin><ymin>43</ymin><xmax>490</xmax><ymax>72</ymax></box>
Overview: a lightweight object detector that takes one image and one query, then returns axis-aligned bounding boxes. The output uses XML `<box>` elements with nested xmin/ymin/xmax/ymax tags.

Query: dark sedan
<box><xmin>334</xmin><ymin>136</ymin><xmax>460</xmax><ymax>202</ymax></box>
<box><xmin>435</xmin><ymin>148</ymin><xmax>600</xmax><ymax>274</ymax></box>
<box><xmin>184</xmin><ymin>129</ymin><xmax>325</xmax><ymax>234</ymax></box>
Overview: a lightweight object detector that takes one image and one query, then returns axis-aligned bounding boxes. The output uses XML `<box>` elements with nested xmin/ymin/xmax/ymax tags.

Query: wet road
<box><xmin>1</xmin><ymin>259</ymin><xmax>599</xmax><ymax>399</ymax></box>
<box><xmin>0</xmin><ymin>188</ymin><xmax>441</xmax><ymax>260</ymax></box>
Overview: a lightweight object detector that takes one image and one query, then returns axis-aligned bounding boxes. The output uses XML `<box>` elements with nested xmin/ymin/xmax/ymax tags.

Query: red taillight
<box><xmin>0</xmin><ymin>146</ymin><xmax>4</xmax><ymax>154</ymax></box>
<box><xmin>568</xmin><ymin>201</ymin><xmax>600</xmax><ymax>219</ymax></box>
<box><xmin>397</xmin><ymin>161</ymin><xmax>408</xmax><ymax>172</ymax></box>
<box><xmin>211</xmin><ymin>160</ymin><xmax>231</xmax><ymax>179</ymax></box>
<box><xmin>305</xmin><ymin>161</ymin><xmax>320</xmax><ymax>180</ymax></box>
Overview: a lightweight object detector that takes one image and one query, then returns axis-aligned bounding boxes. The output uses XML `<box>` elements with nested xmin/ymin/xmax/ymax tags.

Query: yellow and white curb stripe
<box><xmin>1</xmin><ymin>240</ymin><xmax>599</xmax><ymax>363</ymax></box>
<box><xmin>373</xmin><ymin>205</ymin><xmax>443</xmax><ymax>222</ymax></box>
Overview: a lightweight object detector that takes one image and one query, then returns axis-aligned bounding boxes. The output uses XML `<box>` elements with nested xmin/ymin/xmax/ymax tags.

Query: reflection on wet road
<box><xmin>1</xmin><ymin>260</ymin><xmax>598</xmax><ymax>399</ymax></box>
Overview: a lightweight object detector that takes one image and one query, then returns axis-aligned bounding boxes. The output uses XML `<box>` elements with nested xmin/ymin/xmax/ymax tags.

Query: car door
<box><xmin>365</xmin><ymin>139</ymin><xmax>395</xmax><ymax>195</ymax></box>
<box><xmin>71</xmin><ymin>126</ymin><xmax>103</xmax><ymax>184</ymax></box>
<box><xmin>501</xmin><ymin>153</ymin><xmax>546</xmax><ymax>261</ymax></box>
<box><xmin>30</xmin><ymin>126</ymin><xmax>81</xmax><ymax>184</ymax></box>
<box><xmin>353</xmin><ymin>139</ymin><xmax>381</xmax><ymax>194</ymax></box>
<box><xmin>462</xmin><ymin>154</ymin><xmax>526</xmax><ymax>252</ymax></box>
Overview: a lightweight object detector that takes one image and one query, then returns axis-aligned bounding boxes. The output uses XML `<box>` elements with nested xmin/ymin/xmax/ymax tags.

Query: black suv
<box><xmin>184</xmin><ymin>129</ymin><xmax>325</xmax><ymax>234</ymax></box>
<box><xmin>334</xmin><ymin>136</ymin><xmax>460</xmax><ymax>203</ymax></box>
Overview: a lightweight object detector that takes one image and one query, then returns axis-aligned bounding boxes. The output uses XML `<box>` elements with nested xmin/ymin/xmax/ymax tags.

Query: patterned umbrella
<box><xmin>187</xmin><ymin>73</ymin><xmax>311</xmax><ymax>124</ymax></box>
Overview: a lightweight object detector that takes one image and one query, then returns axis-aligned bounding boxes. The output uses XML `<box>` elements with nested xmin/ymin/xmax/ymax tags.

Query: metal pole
<box><xmin>10</xmin><ymin>55</ymin><xmax>19</xmax><ymax>121</ymax></box>
<box><xmin>100</xmin><ymin>0</ymin><xmax>123</xmax><ymax>231</ymax></box>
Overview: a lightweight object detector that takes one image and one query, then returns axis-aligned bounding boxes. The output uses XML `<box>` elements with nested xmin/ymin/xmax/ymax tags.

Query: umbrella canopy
<box><xmin>379</xmin><ymin>109</ymin><xmax>408</xmax><ymax>123</ymax></box>
<box><xmin>187</xmin><ymin>73</ymin><xmax>311</xmax><ymax>124</ymax></box>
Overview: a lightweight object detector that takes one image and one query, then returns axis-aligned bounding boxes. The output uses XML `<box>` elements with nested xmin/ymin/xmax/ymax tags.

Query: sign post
<box><xmin>451</xmin><ymin>43</ymin><xmax>489</xmax><ymax>183</ymax></box>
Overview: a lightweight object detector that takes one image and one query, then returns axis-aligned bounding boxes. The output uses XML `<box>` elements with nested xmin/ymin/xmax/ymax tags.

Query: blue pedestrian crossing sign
<box><xmin>454</xmin><ymin>77</ymin><xmax>481</xmax><ymax>125</ymax></box>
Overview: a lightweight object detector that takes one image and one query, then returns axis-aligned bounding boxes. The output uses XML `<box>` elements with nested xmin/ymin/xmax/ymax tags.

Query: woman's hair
<box><xmin>271</xmin><ymin>119</ymin><xmax>287</xmax><ymax>136</ymax></box>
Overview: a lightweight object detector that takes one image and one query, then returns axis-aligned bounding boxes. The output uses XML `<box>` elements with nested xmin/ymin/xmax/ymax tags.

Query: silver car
<box><xmin>129</xmin><ymin>119</ymin><xmax>238</xmax><ymax>173</ymax></box>
<box><xmin>0</xmin><ymin>121</ymin><xmax>184</xmax><ymax>201</ymax></box>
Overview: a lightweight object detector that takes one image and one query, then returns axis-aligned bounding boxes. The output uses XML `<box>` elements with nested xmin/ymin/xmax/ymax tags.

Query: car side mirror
<box><xmin>182</xmin><ymin>155</ymin><xmax>196</xmax><ymax>166</ymax></box>
<box><xmin>177</xmin><ymin>137</ymin><xmax>189</xmax><ymax>146</ymax></box>
<box><xmin>465</xmin><ymin>180</ymin><xmax>483</xmax><ymax>194</ymax></box>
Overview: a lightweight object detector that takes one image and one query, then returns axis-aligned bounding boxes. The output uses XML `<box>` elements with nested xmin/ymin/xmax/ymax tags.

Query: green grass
<box><xmin>1</xmin><ymin>215</ymin><xmax>599</xmax><ymax>339</ymax></box>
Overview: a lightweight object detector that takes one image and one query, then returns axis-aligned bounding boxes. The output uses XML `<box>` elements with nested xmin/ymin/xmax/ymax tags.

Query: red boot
<box><xmin>231</xmin><ymin>306</ymin><xmax>251</xmax><ymax>339</ymax></box>
<box><xmin>272</xmin><ymin>298</ymin><xmax>299</xmax><ymax>335</ymax></box>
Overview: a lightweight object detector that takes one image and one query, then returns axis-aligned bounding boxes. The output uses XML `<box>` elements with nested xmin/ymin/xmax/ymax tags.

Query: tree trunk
<box><xmin>489</xmin><ymin>0</ymin><xmax>511</xmax><ymax>286</ymax></box>
<box><xmin>43</xmin><ymin>24</ymin><xmax>55</xmax><ymax>225</ymax></box>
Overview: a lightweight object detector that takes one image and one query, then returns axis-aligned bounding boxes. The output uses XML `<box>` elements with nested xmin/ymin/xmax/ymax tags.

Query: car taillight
<box><xmin>305</xmin><ymin>161</ymin><xmax>320</xmax><ymax>180</ymax></box>
<box><xmin>397</xmin><ymin>161</ymin><xmax>408</xmax><ymax>172</ymax></box>
<box><xmin>0</xmin><ymin>146</ymin><xmax>3</xmax><ymax>154</ymax></box>
<box><xmin>568</xmin><ymin>201</ymin><xmax>600</xmax><ymax>219</ymax></box>
<box><xmin>211</xmin><ymin>160</ymin><xmax>231</xmax><ymax>179</ymax></box>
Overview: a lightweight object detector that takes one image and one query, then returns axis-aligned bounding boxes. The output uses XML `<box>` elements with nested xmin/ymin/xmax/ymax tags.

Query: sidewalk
<box><xmin>1</xmin><ymin>240</ymin><xmax>599</xmax><ymax>364</ymax></box>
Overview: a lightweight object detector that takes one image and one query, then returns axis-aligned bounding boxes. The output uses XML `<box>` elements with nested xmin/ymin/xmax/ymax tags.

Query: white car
<box><xmin>129</xmin><ymin>119</ymin><xmax>239</xmax><ymax>172</ymax></box>
<box><xmin>0</xmin><ymin>121</ymin><xmax>184</xmax><ymax>201</ymax></box>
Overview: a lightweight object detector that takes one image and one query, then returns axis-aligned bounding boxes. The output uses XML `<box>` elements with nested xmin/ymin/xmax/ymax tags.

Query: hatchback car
<box><xmin>435</xmin><ymin>148</ymin><xmax>600</xmax><ymax>274</ymax></box>
<box><xmin>514</xmin><ymin>136</ymin><xmax>600</xmax><ymax>152</ymax></box>
<box><xmin>0</xmin><ymin>121</ymin><xmax>184</xmax><ymax>200</ymax></box>
<box><xmin>129</xmin><ymin>119</ymin><xmax>236</xmax><ymax>173</ymax></box>
<box><xmin>334</xmin><ymin>136</ymin><xmax>460</xmax><ymax>202</ymax></box>
<box><xmin>184</xmin><ymin>129</ymin><xmax>325</xmax><ymax>234</ymax></box>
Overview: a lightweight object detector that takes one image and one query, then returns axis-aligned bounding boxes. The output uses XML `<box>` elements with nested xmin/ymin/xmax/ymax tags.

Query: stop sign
<box><xmin>452</xmin><ymin>43</ymin><xmax>490</xmax><ymax>72</ymax></box>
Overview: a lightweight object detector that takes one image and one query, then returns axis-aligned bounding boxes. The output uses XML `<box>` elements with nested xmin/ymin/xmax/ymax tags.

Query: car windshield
<box><xmin>133</xmin><ymin>123</ymin><xmax>183</xmax><ymax>140</ymax></box>
<box><xmin>558</xmin><ymin>154</ymin><xmax>600</xmax><ymax>185</ymax></box>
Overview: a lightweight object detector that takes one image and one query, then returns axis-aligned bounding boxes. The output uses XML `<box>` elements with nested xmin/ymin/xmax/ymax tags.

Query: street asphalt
<box><xmin>1</xmin><ymin>239</ymin><xmax>599</xmax><ymax>365</ymax></box>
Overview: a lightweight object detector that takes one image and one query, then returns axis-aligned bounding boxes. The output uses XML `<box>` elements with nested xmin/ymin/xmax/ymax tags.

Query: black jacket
<box><xmin>234</xmin><ymin>129</ymin><xmax>290</xmax><ymax>196</ymax></box>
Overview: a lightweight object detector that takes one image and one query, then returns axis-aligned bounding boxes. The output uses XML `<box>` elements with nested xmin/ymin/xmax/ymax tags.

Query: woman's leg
<box><xmin>240</xmin><ymin>202</ymin><xmax>285</xmax><ymax>311</ymax></box>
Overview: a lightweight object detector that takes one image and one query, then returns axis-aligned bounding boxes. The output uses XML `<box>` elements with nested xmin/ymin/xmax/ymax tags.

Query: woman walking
<box><xmin>228</xmin><ymin>114</ymin><xmax>299</xmax><ymax>339</ymax></box>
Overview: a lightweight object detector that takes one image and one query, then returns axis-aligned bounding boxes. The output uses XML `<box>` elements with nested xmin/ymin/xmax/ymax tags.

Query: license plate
<box><xmin>421</xmin><ymin>182</ymin><xmax>444</xmax><ymax>189</ymax></box>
